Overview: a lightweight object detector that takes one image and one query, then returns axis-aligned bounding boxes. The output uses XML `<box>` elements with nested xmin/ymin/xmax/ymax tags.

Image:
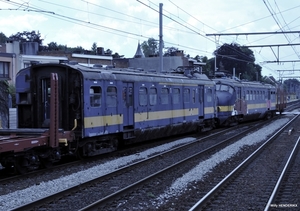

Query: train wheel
<box><xmin>76</xmin><ymin>148</ymin><xmax>85</xmax><ymax>160</ymax></box>
<box><xmin>40</xmin><ymin>158</ymin><xmax>53</xmax><ymax>168</ymax></box>
<box><xmin>2</xmin><ymin>163</ymin><xmax>17</xmax><ymax>175</ymax></box>
<box><xmin>15</xmin><ymin>157</ymin><xmax>29</xmax><ymax>174</ymax></box>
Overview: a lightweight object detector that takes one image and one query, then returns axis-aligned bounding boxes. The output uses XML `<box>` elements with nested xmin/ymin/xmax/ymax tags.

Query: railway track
<box><xmin>189</xmin><ymin>114</ymin><xmax>300</xmax><ymax>211</ymax></box>
<box><xmin>7</xmin><ymin>120</ymin><xmax>271</xmax><ymax>211</ymax></box>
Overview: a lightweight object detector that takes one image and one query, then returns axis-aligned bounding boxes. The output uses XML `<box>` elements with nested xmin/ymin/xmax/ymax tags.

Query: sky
<box><xmin>0</xmin><ymin>0</ymin><xmax>300</xmax><ymax>79</ymax></box>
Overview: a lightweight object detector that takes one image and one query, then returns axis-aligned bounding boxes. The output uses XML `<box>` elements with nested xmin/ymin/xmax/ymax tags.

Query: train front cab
<box><xmin>213</xmin><ymin>79</ymin><xmax>245</xmax><ymax>127</ymax></box>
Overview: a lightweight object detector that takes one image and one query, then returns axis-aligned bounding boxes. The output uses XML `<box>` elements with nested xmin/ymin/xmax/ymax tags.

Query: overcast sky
<box><xmin>1</xmin><ymin>0</ymin><xmax>300</xmax><ymax>78</ymax></box>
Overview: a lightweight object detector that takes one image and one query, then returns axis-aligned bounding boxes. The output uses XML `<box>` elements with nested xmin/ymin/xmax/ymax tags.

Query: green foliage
<box><xmin>164</xmin><ymin>47</ymin><xmax>178</xmax><ymax>56</ymax></box>
<box><xmin>0</xmin><ymin>32</ymin><xmax>8</xmax><ymax>43</ymax></box>
<box><xmin>112</xmin><ymin>52</ymin><xmax>124</xmax><ymax>59</ymax></box>
<box><xmin>9</xmin><ymin>30</ymin><xmax>43</xmax><ymax>45</ymax></box>
<box><xmin>105</xmin><ymin>49</ymin><xmax>112</xmax><ymax>55</ymax></box>
<box><xmin>47</xmin><ymin>42</ymin><xmax>66</xmax><ymax>51</ymax></box>
<box><xmin>141</xmin><ymin>38</ymin><xmax>158</xmax><ymax>57</ymax></box>
<box><xmin>213</xmin><ymin>43</ymin><xmax>262</xmax><ymax>81</ymax></box>
<box><xmin>91</xmin><ymin>42</ymin><xmax>97</xmax><ymax>54</ymax></box>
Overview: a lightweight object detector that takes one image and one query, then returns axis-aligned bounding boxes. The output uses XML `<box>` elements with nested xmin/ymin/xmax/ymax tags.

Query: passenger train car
<box><xmin>0</xmin><ymin>63</ymin><xmax>218</xmax><ymax>172</ymax></box>
<box><xmin>0</xmin><ymin>63</ymin><xmax>285</xmax><ymax>173</ymax></box>
<box><xmin>212</xmin><ymin>72</ymin><xmax>282</xmax><ymax>126</ymax></box>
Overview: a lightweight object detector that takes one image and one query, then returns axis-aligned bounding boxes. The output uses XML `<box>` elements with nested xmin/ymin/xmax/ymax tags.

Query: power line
<box><xmin>263</xmin><ymin>0</ymin><xmax>300</xmax><ymax>59</ymax></box>
<box><xmin>206</xmin><ymin>31</ymin><xmax>300</xmax><ymax>36</ymax></box>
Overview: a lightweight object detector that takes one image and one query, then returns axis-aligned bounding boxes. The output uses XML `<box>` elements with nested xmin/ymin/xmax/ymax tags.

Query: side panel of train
<box><xmin>240</xmin><ymin>84</ymin><xmax>277</xmax><ymax>121</ymax></box>
<box><xmin>81</xmin><ymin>73</ymin><xmax>218</xmax><ymax>156</ymax></box>
<box><xmin>214</xmin><ymin>78</ymin><xmax>278</xmax><ymax>126</ymax></box>
<box><xmin>16</xmin><ymin>64</ymin><xmax>218</xmax><ymax>157</ymax></box>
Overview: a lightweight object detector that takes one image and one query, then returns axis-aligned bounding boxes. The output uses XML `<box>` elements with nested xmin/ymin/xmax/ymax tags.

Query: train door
<box><xmin>135</xmin><ymin>85</ymin><xmax>148</xmax><ymax>128</ymax></box>
<box><xmin>123</xmin><ymin>83</ymin><xmax>134</xmax><ymax>128</ymax></box>
<box><xmin>198</xmin><ymin>85</ymin><xmax>204</xmax><ymax>118</ymax></box>
<box><xmin>103</xmin><ymin>81</ymin><xmax>122</xmax><ymax>133</ymax></box>
<box><xmin>204</xmin><ymin>86</ymin><xmax>215</xmax><ymax>119</ymax></box>
<box><xmin>171</xmin><ymin>87</ymin><xmax>182</xmax><ymax>124</ymax></box>
<box><xmin>160</xmin><ymin>86</ymin><xmax>171</xmax><ymax>126</ymax></box>
<box><xmin>267</xmin><ymin>89</ymin><xmax>271</xmax><ymax>109</ymax></box>
<box><xmin>38</xmin><ymin>76</ymin><xmax>63</xmax><ymax>128</ymax></box>
<box><xmin>41</xmin><ymin>78</ymin><xmax>51</xmax><ymax>126</ymax></box>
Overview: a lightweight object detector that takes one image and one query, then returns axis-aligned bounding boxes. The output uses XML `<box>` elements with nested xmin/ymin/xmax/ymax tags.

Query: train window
<box><xmin>229</xmin><ymin>87</ymin><xmax>234</xmax><ymax>94</ymax></box>
<box><xmin>90</xmin><ymin>86</ymin><xmax>102</xmax><ymax>107</ymax></box>
<box><xmin>216</xmin><ymin>84</ymin><xmax>220</xmax><ymax>90</ymax></box>
<box><xmin>246</xmin><ymin>90</ymin><xmax>249</xmax><ymax>100</ymax></box>
<box><xmin>139</xmin><ymin>87</ymin><xmax>148</xmax><ymax>106</ymax></box>
<box><xmin>123</xmin><ymin>87</ymin><xmax>133</xmax><ymax>107</ymax></box>
<box><xmin>106</xmin><ymin>86</ymin><xmax>117</xmax><ymax>107</ymax></box>
<box><xmin>220</xmin><ymin>85</ymin><xmax>229</xmax><ymax>91</ymax></box>
<box><xmin>184</xmin><ymin>88</ymin><xmax>190</xmax><ymax>103</ymax></box>
<box><xmin>161</xmin><ymin>88</ymin><xmax>169</xmax><ymax>104</ymax></box>
<box><xmin>173</xmin><ymin>88</ymin><xmax>180</xmax><ymax>104</ymax></box>
<box><xmin>207</xmin><ymin>89</ymin><xmax>212</xmax><ymax>102</ymax></box>
<box><xmin>264</xmin><ymin>91</ymin><xmax>267</xmax><ymax>100</ymax></box>
<box><xmin>149</xmin><ymin>88</ymin><xmax>157</xmax><ymax>105</ymax></box>
<box><xmin>128</xmin><ymin>87</ymin><xmax>133</xmax><ymax>106</ymax></box>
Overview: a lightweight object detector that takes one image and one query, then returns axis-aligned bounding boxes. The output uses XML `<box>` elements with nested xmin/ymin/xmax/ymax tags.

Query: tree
<box><xmin>91</xmin><ymin>42</ymin><xmax>97</xmax><ymax>54</ymax></box>
<box><xmin>105</xmin><ymin>49</ymin><xmax>112</xmax><ymax>55</ymax></box>
<box><xmin>9</xmin><ymin>30</ymin><xmax>43</xmax><ymax>45</ymax></box>
<box><xmin>0</xmin><ymin>32</ymin><xmax>8</xmax><ymax>43</ymax></box>
<box><xmin>164</xmin><ymin>47</ymin><xmax>178</xmax><ymax>56</ymax></box>
<box><xmin>214</xmin><ymin>43</ymin><xmax>261</xmax><ymax>81</ymax></box>
<box><xmin>141</xmin><ymin>38</ymin><xmax>158</xmax><ymax>57</ymax></box>
<box><xmin>112</xmin><ymin>52</ymin><xmax>124</xmax><ymax>59</ymax></box>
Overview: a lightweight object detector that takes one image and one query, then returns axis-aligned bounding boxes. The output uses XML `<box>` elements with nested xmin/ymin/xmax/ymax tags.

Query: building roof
<box><xmin>134</xmin><ymin>42</ymin><xmax>145</xmax><ymax>58</ymax></box>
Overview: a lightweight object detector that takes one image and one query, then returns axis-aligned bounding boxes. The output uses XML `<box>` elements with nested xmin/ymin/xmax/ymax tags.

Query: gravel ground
<box><xmin>0</xmin><ymin>137</ymin><xmax>197</xmax><ymax>210</ymax></box>
<box><xmin>0</xmin><ymin>117</ymin><xmax>291</xmax><ymax>211</ymax></box>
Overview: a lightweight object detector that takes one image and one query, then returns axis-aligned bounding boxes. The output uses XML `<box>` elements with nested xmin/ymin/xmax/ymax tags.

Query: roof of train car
<box><xmin>42</xmin><ymin>63</ymin><xmax>216</xmax><ymax>86</ymax></box>
<box><xmin>212</xmin><ymin>77</ymin><xmax>276</xmax><ymax>89</ymax></box>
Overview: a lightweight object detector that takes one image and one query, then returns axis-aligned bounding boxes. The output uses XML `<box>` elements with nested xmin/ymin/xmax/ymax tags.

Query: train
<box><xmin>0</xmin><ymin>63</ymin><xmax>286</xmax><ymax>173</ymax></box>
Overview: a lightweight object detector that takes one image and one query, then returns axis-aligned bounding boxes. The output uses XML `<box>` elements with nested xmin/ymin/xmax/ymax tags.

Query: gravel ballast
<box><xmin>0</xmin><ymin>118</ymin><xmax>290</xmax><ymax>210</ymax></box>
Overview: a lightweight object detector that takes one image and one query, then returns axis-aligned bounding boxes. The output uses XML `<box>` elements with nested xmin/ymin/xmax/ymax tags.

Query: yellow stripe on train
<box><xmin>84</xmin><ymin>107</ymin><xmax>218</xmax><ymax>128</ymax></box>
<box><xmin>134</xmin><ymin>108</ymin><xmax>199</xmax><ymax>122</ymax></box>
<box><xmin>247</xmin><ymin>103</ymin><xmax>276</xmax><ymax>109</ymax></box>
<box><xmin>84</xmin><ymin>115</ymin><xmax>123</xmax><ymax>128</ymax></box>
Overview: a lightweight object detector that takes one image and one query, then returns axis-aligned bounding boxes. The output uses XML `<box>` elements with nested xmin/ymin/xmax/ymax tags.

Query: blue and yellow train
<box><xmin>0</xmin><ymin>63</ymin><xmax>286</xmax><ymax>172</ymax></box>
<box><xmin>213</xmin><ymin>72</ymin><xmax>284</xmax><ymax>126</ymax></box>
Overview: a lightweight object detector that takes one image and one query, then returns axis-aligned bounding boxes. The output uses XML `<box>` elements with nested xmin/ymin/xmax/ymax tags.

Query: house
<box><xmin>0</xmin><ymin>41</ymin><xmax>113</xmax><ymax>85</ymax></box>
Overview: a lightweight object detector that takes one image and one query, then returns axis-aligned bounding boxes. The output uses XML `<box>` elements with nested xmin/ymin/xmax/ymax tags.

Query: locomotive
<box><xmin>0</xmin><ymin>63</ymin><xmax>286</xmax><ymax>173</ymax></box>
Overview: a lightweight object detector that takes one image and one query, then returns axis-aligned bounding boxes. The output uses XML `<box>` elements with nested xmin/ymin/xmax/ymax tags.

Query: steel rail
<box><xmin>11</xmin><ymin>121</ymin><xmax>266</xmax><ymax>211</ymax></box>
<box><xmin>264</xmin><ymin>135</ymin><xmax>300</xmax><ymax>211</ymax></box>
<box><xmin>189</xmin><ymin>114</ymin><xmax>299</xmax><ymax>211</ymax></box>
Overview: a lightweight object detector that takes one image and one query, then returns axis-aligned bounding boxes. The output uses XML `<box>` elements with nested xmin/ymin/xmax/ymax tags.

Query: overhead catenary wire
<box><xmin>1</xmin><ymin>0</ymin><xmax>300</xmax><ymax>76</ymax></box>
<box><xmin>1</xmin><ymin>0</ymin><xmax>214</xmax><ymax>57</ymax></box>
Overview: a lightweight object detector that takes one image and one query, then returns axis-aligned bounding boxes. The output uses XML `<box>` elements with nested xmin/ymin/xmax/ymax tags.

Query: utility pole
<box><xmin>159</xmin><ymin>3</ymin><xmax>163</xmax><ymax>73</ymax></box>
